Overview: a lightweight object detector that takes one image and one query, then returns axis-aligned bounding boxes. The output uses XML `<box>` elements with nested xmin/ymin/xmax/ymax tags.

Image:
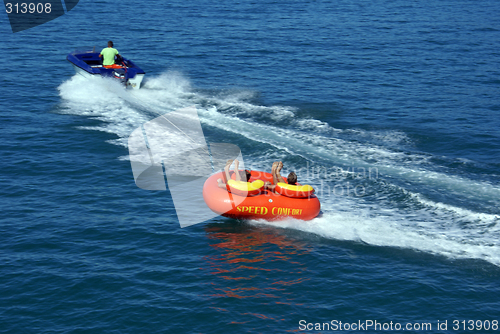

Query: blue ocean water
<box><xmin>1</xmin><ymin>0</ymin><xmax>500</xmax><ymax>332</ymax></box>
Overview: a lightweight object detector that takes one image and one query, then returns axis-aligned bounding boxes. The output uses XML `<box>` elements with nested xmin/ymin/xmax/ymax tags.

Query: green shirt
<box><xmin>100</xmin><ymin>47</ymin><xmax>119</xmax><ymax>66</ymax></box>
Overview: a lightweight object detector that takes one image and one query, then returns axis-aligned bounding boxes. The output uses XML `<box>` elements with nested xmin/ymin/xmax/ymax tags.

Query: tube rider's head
<box><xmin>287</xmin><ymin>172</ymin><xmax>297</xmax><ymax>185</ymax></box>
<box><xmin>108</xmin><ymin>41</ymin><xmax>114</xmax><ymax>47</ymax></box>
<box><xmin>240</xmin><ymin>170</ymin><xmax>252</xmax><ymax>182</ymax></box>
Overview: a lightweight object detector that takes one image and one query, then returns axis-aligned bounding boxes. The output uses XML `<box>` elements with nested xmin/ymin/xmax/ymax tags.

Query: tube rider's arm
<box><xmin>234</xmin><ymin>159</ymin><xmax>241</xmax><ymax>181</ymax></box>
<box><xmin>275</xmin><ymin>162</ymin><xmax>286</xmax><ymax>184</ymax></box>
<box><xmin>223</xmin><ymin>160</ymin><xmax>232</xmax><ymax>184</ymax></box>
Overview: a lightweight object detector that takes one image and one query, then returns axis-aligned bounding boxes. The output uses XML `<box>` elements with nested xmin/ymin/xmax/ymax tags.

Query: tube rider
<box><xmin>217</xmin><ymin>160</ymin><xmax>298</xmax><ymax>192</ymax></box>
<box><xmin>264</xmin><ymin>161</ymin><xmax>297</xmax><ymax>192</ymax></box>
<box><xmin>99</xmin><ymin>41</ymin><xmax>122</xmax><ymax>69</ymax></box>
<box><xmin>215</xmin><ymin>159</ymin><xmax>313</xmax><ymax>199</ymax></box>
<box><xmin>217</xmin><ymin>159</ymin><xmax>252</xmax><ymax>190</ymax></box>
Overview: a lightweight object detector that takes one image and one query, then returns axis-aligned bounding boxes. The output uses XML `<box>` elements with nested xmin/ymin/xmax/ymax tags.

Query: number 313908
<box><xmin>453</xmin><ymin>320</ymin><xmax>498</xmax><ymax>331</ymax></box>
<box><xmin>5</xmin><ymin>3</ymin><xmax>52</xmax><ymax>14</ymax></box>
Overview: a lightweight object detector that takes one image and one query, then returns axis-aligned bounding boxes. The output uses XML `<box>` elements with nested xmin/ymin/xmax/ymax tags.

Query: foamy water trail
<box><xmin>252</xmin><ymin>210</ymin><xmax>500</xmax><ymax>266</ymax></box>
<box><xmin>58</xmin><ymin>72</ymin><xmax>500</xmax><ymax>266</ymax></box>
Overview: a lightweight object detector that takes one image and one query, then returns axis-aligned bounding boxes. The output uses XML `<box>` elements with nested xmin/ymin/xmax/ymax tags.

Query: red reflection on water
<box><xmin>202</xmin><ymin>223</ymin><xmax>312</xmax><ymax>322</ymax></box>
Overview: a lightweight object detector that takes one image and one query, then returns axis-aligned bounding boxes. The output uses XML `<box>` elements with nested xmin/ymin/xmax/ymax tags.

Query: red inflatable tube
<box><xmin>203</xmin><ymin>170</ymin><xmax>321</xmax><ymax>221</ymax></box>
